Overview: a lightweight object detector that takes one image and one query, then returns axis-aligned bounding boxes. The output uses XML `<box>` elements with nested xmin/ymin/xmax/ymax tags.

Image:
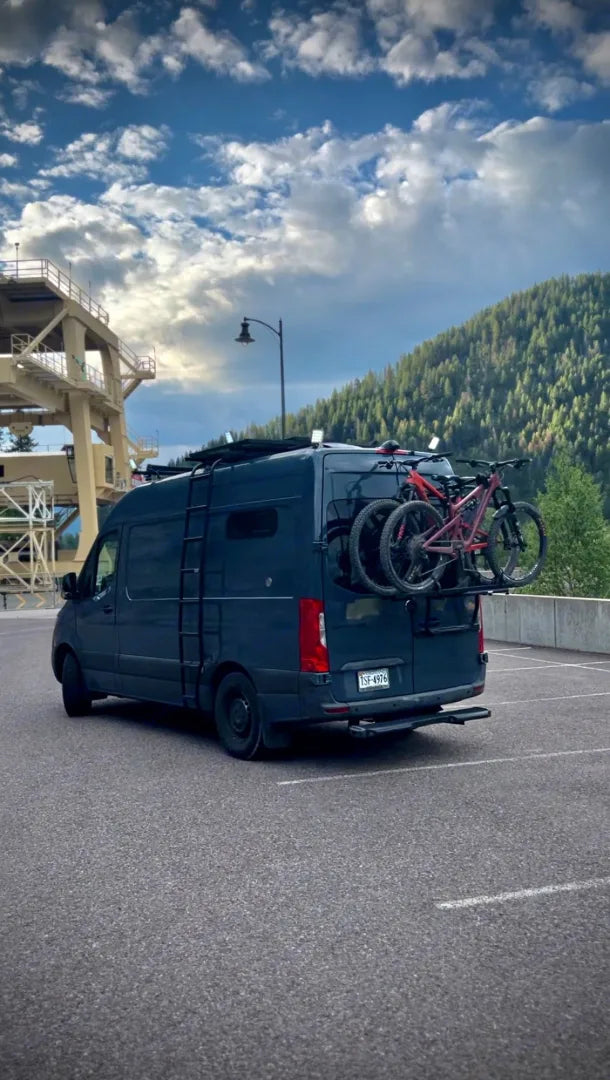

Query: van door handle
<box><xmin>103</xmin><ymin>605</ymin><xmax>113</xmax><ymax>614</ymax></box>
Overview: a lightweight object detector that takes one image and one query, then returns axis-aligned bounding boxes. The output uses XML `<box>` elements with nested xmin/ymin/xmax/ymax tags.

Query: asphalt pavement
<box><xmin>1</xmin><ymin>616</ymin><xmax>608</xmax><ymax>1080</ymax></box>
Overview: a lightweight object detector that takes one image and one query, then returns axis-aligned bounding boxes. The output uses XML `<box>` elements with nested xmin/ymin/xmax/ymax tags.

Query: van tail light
<box><xmin>477</xmin><ymin>602</ymin><xmax>488</xmax><ymax>670</ymax></box>
<box><xmin>299</xmin><ymin>598</ymin><xmax>329</xmax><ymax>673</ymax></box>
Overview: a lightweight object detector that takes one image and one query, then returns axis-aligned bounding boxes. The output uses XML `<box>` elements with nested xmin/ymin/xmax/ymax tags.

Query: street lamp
<box><xmin>62</xmin><ymin>444</ymin><xmax>76</xmax><ymax>483</ymax></box>
<box><xmin>235</xmin><ymin>316</ymin><xmax>286</xmax><ymax>439</ymax></box>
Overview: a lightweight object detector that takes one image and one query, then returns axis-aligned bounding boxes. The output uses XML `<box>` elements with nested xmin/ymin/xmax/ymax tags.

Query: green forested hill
<box><xmin>185</xmin><ymin>273</ymin><xmax>610</xmax><ymax>509</ymax></box>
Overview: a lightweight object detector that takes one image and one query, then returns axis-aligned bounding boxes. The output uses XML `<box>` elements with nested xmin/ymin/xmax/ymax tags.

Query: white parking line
<box><xmin>0</xmin><ymin>627</ymin><xmax>52</xmax><ymax>637</ymax></box>
<box><xmin>436</xmin><ymin>876</ymin><xmax>610</xmax><ymax>910</ymax></box>
<box><xmin>277</xmin><ymin>746</ymin><xmax>610</xmax><ymax>787</ymax></box>
<box><xmin>491</xmin><ymin>662</ymin><xmax>610</xmax><ymax>674</ymax></box>
<box><xmin>489</xmin><ymin>690</ymin><xmax>610</xmax><ymax>706</ymax></box>
<box><xmin>487</xmin><ymin>647</ymin><xmax>532</xmax><ymax>654</ymax></box>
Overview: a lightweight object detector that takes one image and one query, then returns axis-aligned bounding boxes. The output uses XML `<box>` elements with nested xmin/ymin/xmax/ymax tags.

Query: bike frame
<box><xmin>405</xmin><ymin>470</ymin><xmax>448</xmax><ymax>503</ymax></box>
<box><xmin>419</xmin><ymin>470</ymin><xmax>507</xmax><ymax>557</ymax></box>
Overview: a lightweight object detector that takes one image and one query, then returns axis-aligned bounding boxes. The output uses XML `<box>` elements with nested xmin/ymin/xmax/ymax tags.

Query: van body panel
<box><xmin>52</xmin><ymin>445</ymin><xmax>488</xmax><ymax>740</ymax></box>
<box><xmin>411</xmin><ymin>595</ymin><xmax>483</xmax><ymax>693</ymax></box>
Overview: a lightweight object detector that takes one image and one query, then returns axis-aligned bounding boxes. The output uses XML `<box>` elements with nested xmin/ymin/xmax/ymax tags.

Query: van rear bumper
<box><xmin>348</xmin><ymin>706</ymin><xmax>490</xmax><ymax>738</ymax></box>
<box><xmin>270</xmin><ymin>676</ymin><xmax>487</xmax><ymax>727</ymax></box>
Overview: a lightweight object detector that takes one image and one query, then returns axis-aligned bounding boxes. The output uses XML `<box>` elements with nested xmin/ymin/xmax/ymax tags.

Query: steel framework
<box><xmin>0</xmin><ymin>480</ymin><xmax>55</xmax><ymax>593</ymax></box>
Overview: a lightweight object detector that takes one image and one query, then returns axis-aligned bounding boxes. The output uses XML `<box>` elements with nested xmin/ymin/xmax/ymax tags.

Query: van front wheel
<box><xmin>214</xmin><ymin>673</ymin><xmax>265</xmax><ymax>760</ymax></box>
<box><xmin>62</xmin><ymin>652</ymin><xmax>92</xmax><ymax>718</ymax></box>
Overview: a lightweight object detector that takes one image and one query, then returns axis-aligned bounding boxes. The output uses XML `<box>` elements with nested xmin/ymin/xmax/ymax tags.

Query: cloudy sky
<box><xmin>1</xmin><ymin>0</ymin><xmax>609</xmax><ymax>461</ymax></box>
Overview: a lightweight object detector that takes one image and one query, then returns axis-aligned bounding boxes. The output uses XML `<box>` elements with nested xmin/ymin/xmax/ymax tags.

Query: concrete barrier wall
<box><xmin>483</xmin><ymin>593</ymin><xmax>610</xmax><ymax>655</ymax></box>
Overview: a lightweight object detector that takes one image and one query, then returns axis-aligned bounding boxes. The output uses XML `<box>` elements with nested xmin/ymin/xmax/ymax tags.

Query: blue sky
<box><xmin>1</xmin><ymin>0</ymin><xmax>609</xmax><ymax>462</ymax></box>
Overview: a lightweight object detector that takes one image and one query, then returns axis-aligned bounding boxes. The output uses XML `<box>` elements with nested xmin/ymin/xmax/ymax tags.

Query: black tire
<box><xmin>348</xmin><ymin>500</ymin><xmax>399</xmax><ymax>596</ymax></box>
<box><xmin>380</xmin><ymin>500</ymin><xmax>448</xmax><ymax>594</ymax></box>
<box><xmin>214</xmin><ymin>672</ymin><xmax>265</xmax><ymax>760</ymax></box>
<box><xmin>485</xmin><ymin>501</ymin><xmax>547</xmax><ymax>586</ymax></box>
<box><xmin>61</xmin><ymin>652</ymin><xmax>92</xmax><ymax>717</ymax></box>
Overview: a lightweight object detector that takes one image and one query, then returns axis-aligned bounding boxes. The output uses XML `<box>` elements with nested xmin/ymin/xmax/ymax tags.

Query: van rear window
<box><xmin>324</xmin><ymin>466</ymin><xmax>403</xmax><ymax>593</ymax></box>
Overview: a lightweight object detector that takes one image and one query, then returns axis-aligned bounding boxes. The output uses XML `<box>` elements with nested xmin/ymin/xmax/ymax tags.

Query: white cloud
<box><xmin>528</xmin><ymin>69</ymin><xmax>596</xmax><ymax>110</ymax></box>
<box><xmin>0</xmin><ymin>153</ymin><xmax>19</xmax><ymax>168</ymax></box>
<box><xmin>380</xmin><ymin>32</ymin><xmax>487</xmax><ymax>84</ymax></box>
<box><xmin>39</xmin><ymin>126</ymin><xmax>170</xmax><ymax>182</ymax></box>
<box><xmin>0</xmin><ymin>120</ymin><xmax>44</xmax><ymax>145</ymax></box>
<box><xmin>523</xmin><ymin>0</ymin><xmax>584</xmax><ymax>34</ymax></box>
<box><xmin>116</xmin><ymin>125</ymin><xmax>171</xmax><ymax>162</ymax></box>
<box><xmin>266</xmin><ymin>6</ymin><xmax>373</xmax><ymax>77</ymax></box>
<box><xmin>0</xmin><ymin>0</ymin><xmax>267</xmax><ymax>102</ymax></box>
<box><xmin>574</xmin><ymin>31</ymin><xmax>610</xmax><ymax>84</ymax></box>
<box><xmin>2</xmin><ymin>109</ymin><xmax>609</xmax><ymax>412</ymax></box>
<box><xmin>368</xmin><ymin>0</ymin><xmax>496</xmax><ymax>36</ymax></box>
<box><xmin>169</xmin><ymin>7</ymin><xmax>269</xmax><ymax>82</ymax></box>
<box><xmin>59</xmin><ymin>86</ymin><xmax>114</xmax><ymax>109</ymax></box>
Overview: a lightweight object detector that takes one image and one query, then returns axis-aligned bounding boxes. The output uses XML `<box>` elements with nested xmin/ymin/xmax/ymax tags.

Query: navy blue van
<box><xmin>52</xmin><ymin>438</ymin><xmax>489</xmax><ymax>758</ymax></box>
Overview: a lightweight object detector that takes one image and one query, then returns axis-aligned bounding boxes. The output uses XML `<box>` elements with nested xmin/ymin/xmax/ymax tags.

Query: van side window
<box><xmin>226</xmin><ymin>507</ymin><xmax>277</xmax><ymax>540</ymax></box>
<box><xmin>80</xmin><ymin>532</ymin><xmax>119</xmax><ymax>599</ymax></box>
<box><xmin>126</xmin><ymin>518</ymin><xmax>183</xmax><ymax>600</ymax></box>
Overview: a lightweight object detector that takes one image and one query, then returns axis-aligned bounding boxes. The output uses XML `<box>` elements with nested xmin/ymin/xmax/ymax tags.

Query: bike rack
<box><xmin>427</xmin><ymin>579</ymin><xmax>510</xmax><ymax>599</ymax></box>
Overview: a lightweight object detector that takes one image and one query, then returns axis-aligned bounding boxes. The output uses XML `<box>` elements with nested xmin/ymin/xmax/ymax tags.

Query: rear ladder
<box><xmin>178</xmin><ymin>463</ymin><xmax>214</xmax><ymax>708</ymax></box>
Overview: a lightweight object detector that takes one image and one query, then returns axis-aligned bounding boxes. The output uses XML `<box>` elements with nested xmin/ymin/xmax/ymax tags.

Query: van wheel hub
<box><xmin>229</xmin><ymin>695</ymin><xmax>251</xmax><ymax>736</ymax></box>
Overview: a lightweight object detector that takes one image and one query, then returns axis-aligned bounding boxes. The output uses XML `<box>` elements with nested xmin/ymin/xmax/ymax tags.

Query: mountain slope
<box><xmin>187</xmin><ymin>272</ymin><xmax>610</xmax><ymax>508</ymax></box>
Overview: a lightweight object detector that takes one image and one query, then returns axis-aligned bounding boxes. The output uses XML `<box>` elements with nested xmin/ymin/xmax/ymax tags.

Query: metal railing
<box><xmin>0</xmin><ymin>258</ymin><xmax>109</xmax><ymax>324</ymax></box>
<box><xmin>11</xmin><ymin>333</ymin><xmax>108</xmax><ymax>393</ymax></box>
<box><xmin>11</xmin><ymin>333</ymin><xmax>68</xmax><ymax>379</ymax></box>
<box><xmin>118</xmin><ymin>339</ymin><xmax>156</xmax><ymax>378</ymax></box>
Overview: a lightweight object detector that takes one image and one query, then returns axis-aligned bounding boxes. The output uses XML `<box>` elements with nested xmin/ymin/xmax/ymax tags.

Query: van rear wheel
<box><xmin>61</xmin><ymin>652</ymin><xmax>92</xmax><ymax>718</ymax></box>
<box><xmin>214</xmin><ymin>673</ymin><xmax>265</xmax><ymax>760</ymax></box>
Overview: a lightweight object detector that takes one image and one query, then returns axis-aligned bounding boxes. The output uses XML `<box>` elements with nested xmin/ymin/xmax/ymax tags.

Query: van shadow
<box><xmin>90</xmin><ymin>698</ymin><xmax>463</xmax><ymax>770</ymax></box>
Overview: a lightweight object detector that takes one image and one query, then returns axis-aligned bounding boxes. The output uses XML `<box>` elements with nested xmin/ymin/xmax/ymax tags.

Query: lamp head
<box><xmin>235</xmin><ymin>318</ymin><xmax>254</xmax><ymax>345</ymax></box>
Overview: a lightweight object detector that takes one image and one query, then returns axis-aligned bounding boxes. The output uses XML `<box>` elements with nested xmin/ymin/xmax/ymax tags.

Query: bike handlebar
<box><xmin>455</xmin><ymin>457</ymin><xmax>530</xmax><ymax>472</ymax></box>
<box><xmin>403</xmin><ymin>451</ymin><xmax>453</xmax><ymax>464</ymax></box>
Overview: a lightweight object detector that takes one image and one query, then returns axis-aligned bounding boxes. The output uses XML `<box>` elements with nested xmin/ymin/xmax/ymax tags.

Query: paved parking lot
<box><xmin>1</xmin><ymin>616</ymin><xmax>608</xmax><ymax>1080</ymax></box>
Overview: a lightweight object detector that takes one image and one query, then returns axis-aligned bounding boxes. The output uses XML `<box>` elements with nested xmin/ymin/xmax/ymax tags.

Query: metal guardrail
<box><xmin>2</xmin><ymin>259</ymin><xmax>156</xmax><ymax>386</ymax></box>
<box><xmin>0</xmin><ymin>259</ymin><xmax>109</xmax><ymax>324</ymax></box>
<box><xmin>11</xmin><ymin>333</ymin><xmax>108</xmax><ymax>393</ymax></box>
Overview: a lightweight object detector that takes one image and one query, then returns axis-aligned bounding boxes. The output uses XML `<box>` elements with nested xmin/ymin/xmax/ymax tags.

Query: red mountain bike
<box><xmin>348</xmin><ymin>451</ymin><xmax>463</xmax><ymax>596</ymax></box>
<box><xmin>379</xmin><ymin>457</ymin><xmax>547</xmax><ymax>594</ymax></box>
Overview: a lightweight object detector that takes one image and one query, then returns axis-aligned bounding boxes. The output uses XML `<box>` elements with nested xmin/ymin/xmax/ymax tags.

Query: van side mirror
<box><xmin>62</xmin><ymin>572</ymin><xmax>79</xmax><ymax>599</ymax></box>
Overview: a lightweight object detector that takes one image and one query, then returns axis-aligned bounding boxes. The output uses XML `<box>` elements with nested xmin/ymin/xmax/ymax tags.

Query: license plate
<box><xmin>357</xmin><ymin>668</ymin><xmax>390</xmax><ymax>692</ymax></box>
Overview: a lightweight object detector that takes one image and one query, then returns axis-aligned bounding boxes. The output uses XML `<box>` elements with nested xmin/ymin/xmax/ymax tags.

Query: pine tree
<box><xmin>527</xmin><ymin>455</ymin><xmax>610</xmax><ymax>598</ymax></box>
<box><xmin>7</xmin><ymin>432</ymin><xmax>38</xmax><ymax>452</ymax></box>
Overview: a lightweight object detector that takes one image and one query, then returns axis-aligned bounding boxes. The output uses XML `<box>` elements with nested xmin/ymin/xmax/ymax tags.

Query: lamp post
<box><xmin>62</xmin><ymin>444</ymin><xmax>77</xmax><ymax>484</ymax></box>
<box><xmin>14</xmin><ymin>242</ymin><xmax>19</xmax><ymax>276</ymax></box>
<box><xmin>235</xmin><ymin>316</ymin><xmax>286</xmax><ymax>439</ymax></box>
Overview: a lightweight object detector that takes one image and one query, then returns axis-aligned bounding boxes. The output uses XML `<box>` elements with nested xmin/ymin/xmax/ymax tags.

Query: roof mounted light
<box><xmin>311</xmin><ymin>428</ymin><xmax>324</xmax><ymax>447</ymax></box>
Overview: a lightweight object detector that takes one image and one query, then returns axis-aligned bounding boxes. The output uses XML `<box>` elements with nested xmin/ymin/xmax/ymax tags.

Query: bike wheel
<box><xmin>469</xmin><ymin>503</ymin><xmax>511</xmax><ymax>583</ymax></box>
<box><xmin>485</xmin><ymin>501</ymin><xmax>547</xmax><ymax>586</ymax></box>
<box><xmin>380</xmin><ymin>500</ymin><xmax>448</xmax><ymax>594</ymax></box>
<box><xmin>348</xmin><ymin>499</ymin><xmax>399</xmax><ymax>596</ymax></box>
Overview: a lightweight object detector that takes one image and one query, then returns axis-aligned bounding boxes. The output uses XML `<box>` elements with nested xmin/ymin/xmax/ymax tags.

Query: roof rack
<box><xmin>135</xmin><ymin>463</ymin><xmax>189</xmax><ymax>479</ymax></box>
<box><xmin>186</xmin><ymin>437</ymin><xmax>313</xmax><ymax>467</ymax></box>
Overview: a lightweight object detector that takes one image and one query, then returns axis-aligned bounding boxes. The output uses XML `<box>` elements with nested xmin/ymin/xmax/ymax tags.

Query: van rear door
<box><xmin>322</xmin><ymin>454</ymin><xmax>414</xmax><ymax>703</ymax></box>
<box><xmin>410</xmin><ymin>594</ymin><xmax>483</xmax><ymax>693</ymax></box>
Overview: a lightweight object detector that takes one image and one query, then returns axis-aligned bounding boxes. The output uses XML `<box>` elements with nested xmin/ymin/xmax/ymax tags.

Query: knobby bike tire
<box><xmin>485</xmin><ymin>501</ymin><xmax>547</xmax><ymax>586</ymax></box>
<box><xmin>348</xmin><ymin>499</ymin><xmax>400</xmax><ymax>596</ymax></box>
<box><xmin>380</xmin><ymin>500</ymin><xmax>448</xmax><ymax>594</ymax></box>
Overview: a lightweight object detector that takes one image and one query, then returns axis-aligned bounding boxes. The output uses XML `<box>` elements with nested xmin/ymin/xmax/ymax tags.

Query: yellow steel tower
<box><xmin>0</xmin><ymin>258</ymin><xmax>158</xmax><ymax>574</ymax></box>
